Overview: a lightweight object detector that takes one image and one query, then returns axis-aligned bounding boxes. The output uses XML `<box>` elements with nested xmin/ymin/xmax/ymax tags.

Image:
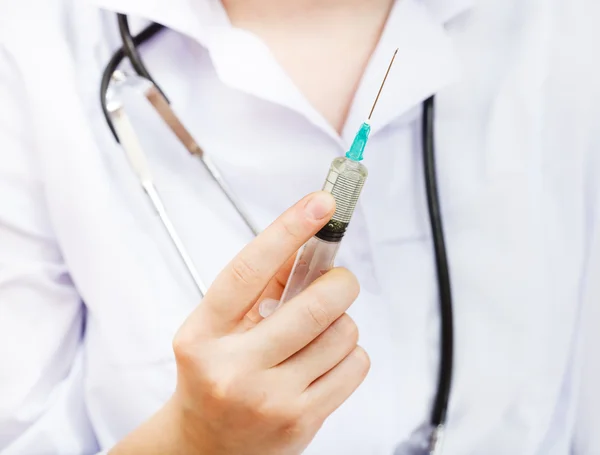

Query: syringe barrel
<box><xmin>316</xmin><ymin>156</ymin><xmax>368</xmax><ymax>242</ymax></box>
<box><xmin>280</xmin><ymin>156</ymin><xmax>368</xmax><ymax>305</ymax></box>
<box><xmin>280</xmin><ymin>237</ymin><xmax>341</xmax><ymax>304</ymax></box>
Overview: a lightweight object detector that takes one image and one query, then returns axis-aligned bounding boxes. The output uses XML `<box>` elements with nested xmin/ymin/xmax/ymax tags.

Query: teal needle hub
<box><xmin>345</xmin><ymin>122</ymin><xmax>371</xmax><ymax>162</ymax></box>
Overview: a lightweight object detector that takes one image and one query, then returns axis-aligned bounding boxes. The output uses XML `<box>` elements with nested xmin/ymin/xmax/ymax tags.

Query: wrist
<box><xmin>159</xmin><ymin>396</ymin><xmax>200</xmax><ymax>454</ymax></box>
<box><xmin>109</xmin><ymin>396</ymin><xmax>199</xmax><ymax>455</ymax></box>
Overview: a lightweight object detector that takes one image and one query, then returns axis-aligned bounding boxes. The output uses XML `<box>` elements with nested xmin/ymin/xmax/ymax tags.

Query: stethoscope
<box><xmin>100</xmin><ymin>15</ymin><xmax>454</xmax><ymax>454</ymax></box>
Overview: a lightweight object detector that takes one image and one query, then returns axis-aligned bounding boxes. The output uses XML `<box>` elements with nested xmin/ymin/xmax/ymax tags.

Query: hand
<box><xmin>169</xmin><ymin>191</ymin><xmax>370</xmax><ymax>455</ymax></box>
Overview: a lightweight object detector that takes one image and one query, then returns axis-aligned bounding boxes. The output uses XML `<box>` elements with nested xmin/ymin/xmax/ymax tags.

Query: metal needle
<box><xmin>368</xmin><ymin>48</ymin><xmax>399</xmax><ymax>121</ymax></box>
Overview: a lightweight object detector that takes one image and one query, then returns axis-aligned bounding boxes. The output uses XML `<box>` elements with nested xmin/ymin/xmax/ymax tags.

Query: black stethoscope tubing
<box><xmin>101</xmin><ymin>14</ymin><xmax>455</xmax><ymax>449</ymax></box>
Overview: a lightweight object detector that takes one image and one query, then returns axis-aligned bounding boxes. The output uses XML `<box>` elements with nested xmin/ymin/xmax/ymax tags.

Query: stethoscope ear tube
<box><xmin>116</xmin><ymin>15</ymin><xmax>169</xmax><ymax>102</ymax></box>
<box><xmin>100</xmin><ymin>21</ymin><xmax>165</xmax><ymax>142</ymax></box>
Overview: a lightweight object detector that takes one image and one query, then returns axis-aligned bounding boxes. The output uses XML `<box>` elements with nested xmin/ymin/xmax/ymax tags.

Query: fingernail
<box><xmin>259</xmin><ymin>298</ymin><xmax>281</xmax><ymax>318</ymax></box>
<box><xmin>305</xmin><ymin>192</ymin><xmax>334</xmax><ymax>220</ymax></box>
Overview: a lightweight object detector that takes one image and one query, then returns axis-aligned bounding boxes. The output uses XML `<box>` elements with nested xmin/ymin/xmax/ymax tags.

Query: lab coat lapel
<box><xmin>342</xmin><ymin>0</ymin><xmax>470</xmax><ymax>142</ymax></box>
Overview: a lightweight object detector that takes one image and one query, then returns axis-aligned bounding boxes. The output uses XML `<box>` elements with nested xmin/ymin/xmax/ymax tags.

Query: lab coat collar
<box><xmin>86</xmin><ymin>0</ymin><xmax>224</xmax><ymax>45</ymax></box>
<box><xmin>87</xmin><ymin>0</ymin><xmax>473</xmax><ymax>32</ymax></box>
<box><xmin>89</xmin><ymin>0</ymin><xmax>473</xmax><ymax>142</ymax></box>
<box><xmin>424</xmin><ymin>0</ymin><xmax>475</xmax><ymax>24</ymax></box>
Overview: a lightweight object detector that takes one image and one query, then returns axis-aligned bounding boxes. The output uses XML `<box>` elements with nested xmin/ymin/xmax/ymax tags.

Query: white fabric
<box><xmin>0</xmin><ymin>0</ymin><xmax>599</xmax><ymax>453</ymax></box>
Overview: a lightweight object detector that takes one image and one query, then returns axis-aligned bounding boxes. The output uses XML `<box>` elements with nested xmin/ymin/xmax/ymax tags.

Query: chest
<box><xmin>221</xmin><ymin>0</ymin><xmax>394</xmax><ymax>132</ymax></box>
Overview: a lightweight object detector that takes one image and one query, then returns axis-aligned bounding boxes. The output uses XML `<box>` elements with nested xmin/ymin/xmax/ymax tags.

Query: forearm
<box><xmin>109</xmin><ymin>398</ymin><xmax>197</xmax><ymax>455</ymax></box>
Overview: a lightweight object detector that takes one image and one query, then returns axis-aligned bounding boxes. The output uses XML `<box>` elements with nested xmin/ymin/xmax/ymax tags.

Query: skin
<box><xmin>111</xmin><ymin>1</ymin><xmax>394</xmax><ymax>452</ymax></box>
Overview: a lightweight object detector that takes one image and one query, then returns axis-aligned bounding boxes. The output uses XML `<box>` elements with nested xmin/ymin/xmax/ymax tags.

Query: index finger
<box><xmin>194</xmin><ymin>191</ymin><xmax>335</xmax><ymax>334</ymax></box>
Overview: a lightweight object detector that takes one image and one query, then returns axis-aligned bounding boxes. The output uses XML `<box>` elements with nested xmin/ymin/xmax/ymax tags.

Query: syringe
<box><xmin>261</xmin><ymin>50</ymin><xmax>399</xmax><ymax>315</ymax></box>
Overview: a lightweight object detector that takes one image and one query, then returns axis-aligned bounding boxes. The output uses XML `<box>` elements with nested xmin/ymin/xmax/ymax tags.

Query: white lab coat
<box><xmin>0</xmin><ymin>0</ymin><xmax>599</xmax><ymax>453</ymax></box>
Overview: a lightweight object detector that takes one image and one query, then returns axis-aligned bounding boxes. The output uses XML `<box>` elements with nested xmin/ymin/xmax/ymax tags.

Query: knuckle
<box><xmin>230</xmin><ymin>255</ymin><xmax>261</xmax><ymax>286</ymax></box>
<box><xmin>335</xmin><ymin>267</ymin><xmax>361</xmax><ymax>299</ymax></box>
<box><xmin>282</xmin><ymin>415</ymin><xmax>314</xmax><ymax>441</ymax></box>
<box><xmin>299</xmin><ymin>414</ymin><xmax>325</xmax><ymax>436</ymax></box>
<box><xmin>291</xmin><ymin>399</ymin><xmax>324</xmax><ymax>434</ymax></box>
<box><xmin>254</xmin><ymin>399</ymin><xmax>299</xmax><ymax>428</ymax></box>
<box><xmin>172</xmin><ymin>334</ymin><xmax>239</xmax><ymax>402</ymax></box>
<box><xmin>201</xmin><ymin>365</ymin><xmax>245</xmax><ymax>404</ymax></box>
<box><xmin>205</xmin><ymin>374</ymin><xmax>237</xmax><ymax>403</ymax></box>
<box><xmin>172</xmin><ymin>329</ymin><xmax>198</xmax><ymax>367</ymax></box>
<box><xmin>332</xmin><ymin>314</ymin><xmax>359</xmax><ymax>344</ymax></box>
<box><xmin>280</xmin><ymin>215</ymin><xmax>304</xmax><ymax>240</ymax></box>
<box><xmin>352</xmin><ymin>346</ymin><xmax>371</xmax><ymax>374</ymax></box>
<box><xmin>305</xmin><ymin>296</ymin><xmax>334</xmax><ymax>331</ymax></box>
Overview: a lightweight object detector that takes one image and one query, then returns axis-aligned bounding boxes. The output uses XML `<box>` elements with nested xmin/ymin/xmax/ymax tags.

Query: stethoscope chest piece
<box><xmin>393</xmin><ymin>423</ymin><xmax>445</xmax><ymax>455</ymax></box>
